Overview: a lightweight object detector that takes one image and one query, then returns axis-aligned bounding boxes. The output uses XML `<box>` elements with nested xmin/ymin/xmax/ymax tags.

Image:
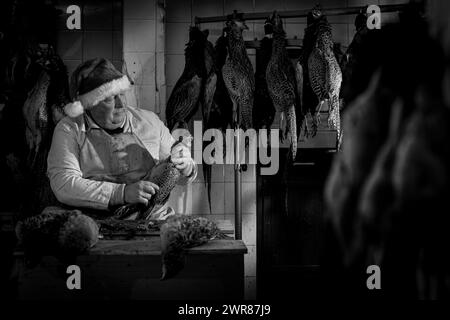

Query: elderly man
<box><xmin>48</xmin><ymin>57</ymin><xmax>196</xmax><ymax>219</ymax></box>
<box><xmin>16</xmin><ymin>58</ymin><xmax>197</xmax><ymax>253</ymax></box>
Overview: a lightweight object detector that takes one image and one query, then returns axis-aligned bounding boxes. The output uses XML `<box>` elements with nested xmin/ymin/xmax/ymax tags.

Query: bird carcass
<box><xmin>222</xmin><ymin>12</ymin><xmax>255</xmax><ymax>131</ymax></box>
<box><xmin>166</xmin><ymin>27</ymin><xmax>208</xmax><ymax>131</ymax></box>
<box><xmin>304</xmin><ymin>6</ymin><xmax>342</xmax><ymax>145</ymax></box>
<box><xmin>266</xmin><ymin>12</ymin><xmax>303</xmax><ymax>160</ymax></box>
<box><xmin>160</xmin><ymin>214</ymin><xmax>227</xmax><ymax>280</ymax></box>
<box><xmin>253</xmin><ymin>17</ymin><xmax>276</xmax><ymax>131</ymax></box>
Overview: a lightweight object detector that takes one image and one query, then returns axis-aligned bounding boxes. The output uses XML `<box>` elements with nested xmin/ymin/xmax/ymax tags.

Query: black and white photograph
<box><xmin>0</xmin><ymin>0</ymin><xmax>449</xmax><ymax>308</ymax></box>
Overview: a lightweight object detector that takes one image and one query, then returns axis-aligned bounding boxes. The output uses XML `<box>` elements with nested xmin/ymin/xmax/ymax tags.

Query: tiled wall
<box><xmin>123</xmin><ymin>0</ymin><xmax>166</xmax><ymax>115</ymax></box>
<box><xmin>55</xmin><ymin>0</ymin><xmax>123</xmax><ymax>78</ymax></box>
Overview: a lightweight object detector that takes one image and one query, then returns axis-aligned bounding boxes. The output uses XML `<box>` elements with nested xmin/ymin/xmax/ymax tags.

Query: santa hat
<box><xmin>64</xmin><ymin>58</ymin><xmax>133</xmax><ymax>118</ymax></box>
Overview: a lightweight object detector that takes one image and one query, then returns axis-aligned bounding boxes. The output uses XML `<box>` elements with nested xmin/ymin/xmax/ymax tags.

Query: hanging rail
<box><xmin>195</xmin><ymin>3</ymin><xmax>411</xmax><ymax>24</ymax></box>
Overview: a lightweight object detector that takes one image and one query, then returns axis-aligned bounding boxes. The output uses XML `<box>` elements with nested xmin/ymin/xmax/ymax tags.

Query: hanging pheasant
<box><xmin>201</xmin><ymin>31</ymin><xmax>218</xmax><ymax>213</ymax></box>
<box><xmin>305</xmin><ymin>5</ymin><xmax>342</xmax><ymax>145</ymax></box>
<box><xmin>222</xmin><ymin>12</ymin><xmax>255</xmax><ymax>131</ymax></box>
<box><xmin>21</xmin><ymin>47</ymin><xmax>70</xmax><ymax>214</ymax></box>
<box><xmin>166</xmin><ymin>27</ymin><xmax>207</xmax><ymax>131</ymax></box>
<box><xmin>202</xmin><ymin>27</ymin><xmax>234</xmax><ymax>213</ymax></box>
<box><xmin>253</xmin><ymin>17</ymin><xmax>275</xmax><ymax>131</ymax></box>
<box><xmin>266</xmin><ymin>12</ymin><xmax>302</xmax><ymax>160</ymax></box>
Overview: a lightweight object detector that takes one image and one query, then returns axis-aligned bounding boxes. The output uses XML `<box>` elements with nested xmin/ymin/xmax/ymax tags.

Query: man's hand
<box><xmin>171</xmin><ymin>142</ymin><xmax>194</xmax><ymax>177</ymax></box>
<box><xmin>171</xmin><ymin>157</ymin><xmax>194</xmax><ymax>177</ymax></box>
<box><xmin>124</xmin><ymin>181</ymin><xmax>160</xmax><ymax>205</ymax></box>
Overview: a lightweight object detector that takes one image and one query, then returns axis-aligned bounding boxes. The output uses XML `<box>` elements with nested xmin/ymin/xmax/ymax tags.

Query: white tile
<box><xmin>224</xmin><ymin>182</ymin><xmax>256</xmax><ymax>214</ymax></box>
<box><xmin>381</xmin><ymin>12</ymin><xmax>400</xmax><ymax>25</ymax></box>
<box><xmin>84</xmin><ymin>0</ymin><xmax>113</xmax><ymax>30</ymax></box>
<box><xmin>348</xmin><ymin>0</ymin><xmax>377</xmax><ymax>6</ymax></box>
<box><xmin>244</xmin><ymin>245</ymin><xmax>257</xmax><ymax>276</ymax></box>
<box><xmin>124</xmin><ymin>0</ymin><xmax>156</xmax><ymax>20</ymax></box>
<box><xmin>62</xmin><ymin>59</ymin><xmax>82</xmax><ymax>79</ymax></box>
<box><xmin>124</xmin><ymin>20</ymin><xmax>156</xmax><ymax>52</ymax></box>
<box><xmin>124</xmin><ymin>86</ymin><xmax>138</xmax><ymax>108</ymax></box>
<box><xmin>202</xmin><ymin>22</ymin><xmax>225</xmax><ymax>47</ymax></box>
<box><xmin>245</xmin><ymin>277</ymin><xmax>257</xmax><ymax>300</ymax></box>
<box><xmin>166</xmin><ymin>22</ymin><xmax>191</xmax><ymax>54</ymax></box>
<box><xmin>124</xmin><ymin>52</ymin><xmax>156</xmax><ymax>86</ymax></box>
<box><xmin>166</xmin><ymin>85</ymin><xmax>174</xmax><ymax>102</ymax></box>
<box><xmin>243</xmin><ymin>214</ymin><xmax>257</xmax><ymax>246</ymax></box>
<box><xmin>331</xmin><ymin>23</ymin><xmax>349</xmax><ymax>47</ymax></box>
<box><xmin>156</xmin><ymin>84</ymin><xmax>166</xmax><ymax>119</ymax></box>
<box><xmin>83</xmin><ymin>31</ymin><xmax>113</xmax><ymax>61</ymax></box>
<box><xmin>192</xmin><ymin>0</ymin><xmax>223</xmax><ymax>18</ymax></box>
<box><xmin>281</xmin><ymin>0</ymin><xmax>317</xmax><ymax>11</ymax></box>
<box><xmin>136</xmin><ymin>84</ymin><xmax>156</xmax><ymax>111</ymax></box>
<box><xmin>225</xmin><ymin>0</ymin><xmax>254</xmax><ymax>14</ymax></box>
<box><xmin>243</xmin><ymin>23</ymin><xmax>256</xmax><ymax>41</ymax></box>
<box><xmin>112</xmin><ymin>31</ymin><xmax>123</xmax><ymax>61</ymax></box>
<box><xmin>224</xmin><ymin>164</ymin><xmax>255</xmax><ymax>182</ymax></box>
<box><xmin>195</xmin><ymin>164</ymin><xmax>225</xmax><ymax>183</ymax></box>
<box><xmin>57</xmin><ymin>31</ymin><xmax>82</xmax><ymax>60</ymax></box>
<box><xmin>285</xmin><ymin>23</ymin><xmax>306</xmax><ymax>40</ymax></box>
<box><xmin>254</xmin><ymin>0</ymin><xmax>276</xmax><ymax>12</ymax></box>
<box><xmin>155</xmin><ymin>52</ymin><xmax>166</xmax><ymax>115</ymax></box>
<box><xmin>167</xmin><ymin>184</ymin><xmax>191</xmax><ymax>214</ymax></box>
<box><xmin>165</xmin><ymin>0</ymin><xmax>192</xmax><ymax>23</ymax></box>
<box><xmin>191</xmin><ymin>181</ymin><xmax>225</xmax><ymax>214</ymax></box>
<box><xmin>165</xmin><ymin>54</ymin><xmax>185</xmax><ymax>86</ymax></box>
<box><xmin>253</xmin><ymin>22</ymin><xmax>265</xmax><ymax>40</ymax></box>
<box><xmin>156</xmin><ymin>12</ymin><xmax>165</xmax><ymax>53</ymax></box>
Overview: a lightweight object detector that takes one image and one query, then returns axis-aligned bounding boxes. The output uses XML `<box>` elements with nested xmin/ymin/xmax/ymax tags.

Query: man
<box><xmin>16</xmin><ymin>58</ymin><xmax>197</xmax><ymax>253</ymax></box>
<box><xmin>48</xmin><ymin>57</ymin><xmax>197</xmax><ymax>219</ymax></box>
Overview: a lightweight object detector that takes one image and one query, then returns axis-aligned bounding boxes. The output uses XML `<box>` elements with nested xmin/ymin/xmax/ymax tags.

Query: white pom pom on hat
<box><xmin>64</xmin><ymin>100</ymin><xmax>84</xmax><ymax>118</ymax></box>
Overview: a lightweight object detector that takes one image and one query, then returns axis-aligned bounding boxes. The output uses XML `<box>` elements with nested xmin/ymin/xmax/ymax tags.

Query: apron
<box><xmin>78</xmin><ymin>115</ymin><xmax>174</xmax><ymax>220</ymax></box>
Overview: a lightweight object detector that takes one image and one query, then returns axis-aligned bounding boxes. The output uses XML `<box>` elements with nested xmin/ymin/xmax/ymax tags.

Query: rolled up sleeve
<box><xmin>47</xmin><ymin>119</ymin><xmax>125</xmax><ymax>210</ymax></box>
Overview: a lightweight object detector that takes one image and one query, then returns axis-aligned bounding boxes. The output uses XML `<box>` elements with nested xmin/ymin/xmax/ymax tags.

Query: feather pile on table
<box><xmin>15</xmin><ymin>206</ymin><xmax>99</xmax><ymax>266</ymax></box>
<box><xmin>324</xmin><ymin>4</ymin><xmax>450</xmax><ymax>298</ymax></box>
<box><xmin>160</xmin><ymin>214</ymin><xmax>228</xmax><ymax>280</ymax></box>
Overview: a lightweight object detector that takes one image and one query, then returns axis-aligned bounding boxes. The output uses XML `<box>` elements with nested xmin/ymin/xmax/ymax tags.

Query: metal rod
<box><xmin>234</xmin><ymin>118</ymin><xmax>242</xmax><ymax>240</ymax></box>
<box><xmin>195</xmin><ymin>3</ymin><xmax>409</xmax><ymax>24</ymax></box>
<box><xmin>234</xmin><ymin>132</ymin><xmax>242</xmax><ymax>240</ymax></box>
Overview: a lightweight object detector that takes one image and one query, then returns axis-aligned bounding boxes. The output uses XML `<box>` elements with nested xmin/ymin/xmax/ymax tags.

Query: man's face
<box><xmin>89</xmin><ymin>94</ymin><xmax>126</xmax><ymax>130</ymax></box>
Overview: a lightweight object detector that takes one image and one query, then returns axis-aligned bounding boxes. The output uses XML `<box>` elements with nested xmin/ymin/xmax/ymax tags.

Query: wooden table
<box><xmin>13</xmin><ymin>238</ymin><xmax>247</xmax><ymax>300</ymax></box>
